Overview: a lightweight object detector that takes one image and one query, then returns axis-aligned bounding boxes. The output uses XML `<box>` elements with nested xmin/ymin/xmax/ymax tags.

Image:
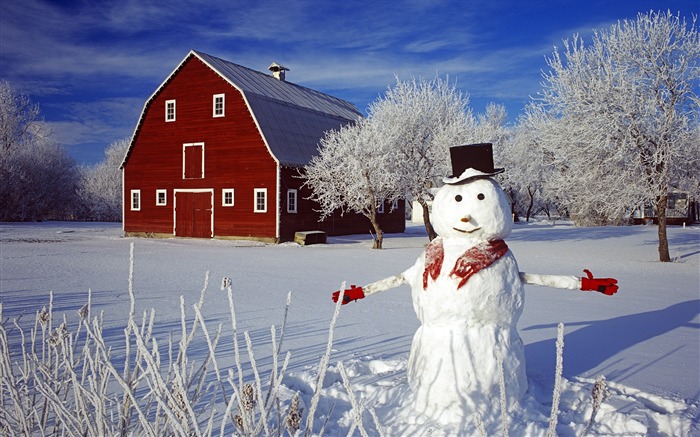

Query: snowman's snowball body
<box><xmin>399</xmin><ymin>178</ymin><xmax>527</xmax><ymax>420</ymax></box>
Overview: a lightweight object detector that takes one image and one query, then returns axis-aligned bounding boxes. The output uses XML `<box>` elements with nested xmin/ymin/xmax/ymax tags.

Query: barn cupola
<box><xmin>268</xmin><ymin>62</ymin><xmax>289</xmax><ymax>81</ymax></box>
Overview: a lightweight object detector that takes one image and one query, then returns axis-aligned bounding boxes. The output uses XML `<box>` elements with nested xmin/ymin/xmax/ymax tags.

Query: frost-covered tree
<box><xmin>0</xmin><ymin>80</ymin><xmax>80</xmax><ymax>221</ymax></box>
<box><xmin>78</xmin><ymin>138</ymin><xmax>128</xmax><ymax>221</ymax></box>
<box><xmin>303</xmin><ymin>118</ymin><xmax>399</xmax><ymax>249</ymax></box>
<box><xmin>476</xmin><ymin>103</ymin><xmax>510</xmax><ymax>149</ymax></box>
<box><xmin>473</xmin><ymin>104</ymin><xmax>533</xmax><ymax>221</ymax></box>
<box><xmin>503</xmin><ymin>104</ymin><xmax>570</xmax><ymax>222</ymax></box>
<box><xmin>0</xmin><ymin>80</ymin><xmax>40</xmax><ymax>156</ymax></box>
<box><xmin>529</xmin><ymin>10</ymin><xmax>700</xmax><ymax>261</ymax></box>
<box><xmin>367</xmin><ymin>76</ymin><xmax>477</xmax><ymax>240</ymax></box>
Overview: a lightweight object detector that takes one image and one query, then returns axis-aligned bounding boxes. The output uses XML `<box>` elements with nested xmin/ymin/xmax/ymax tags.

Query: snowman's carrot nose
<box><xmin>460</xmin><ymin>216</ymin><xmax>471</xmax><ymax>223</ymax></box>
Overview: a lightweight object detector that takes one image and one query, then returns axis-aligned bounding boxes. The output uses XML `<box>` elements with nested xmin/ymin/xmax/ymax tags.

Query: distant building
<box><xmin>120</xmin><ymin>50</ymin><xmax>404</xmax><ymax>241</ymax></box>
<box><xmin>632</xmin><ymin>191</ymin><xmax>698</xmax><ymax>225</ymax></box>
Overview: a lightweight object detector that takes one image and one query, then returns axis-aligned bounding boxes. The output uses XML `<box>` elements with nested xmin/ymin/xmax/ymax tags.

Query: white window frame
<box><xmin>156</xmin><ymin>189</ymin><xmax>167</xmax><ymax>206</ymax></box>
<box><xmin>131</xmin><ymin>189</ymin><xmax>141</xmax><ymax>211</ymax></box>
<box><xmin>213</xmin><ymin>93</ymin><xmax>225</xmax><ymax>117</ymax></box>
<box><xmin>254</xmin><ymin>188</ymin><xmax>267</xmax><ymax>213</ymax></box>
<box><xmin>165</xmin><ymin>100</ymin><xmax>176</xmax><ymax>122</ymax></box>
<box><xmin>287</xmin><ymin>189</ymin><xmax>298</xmax><ymax>213</ymax></box>
<box><xmin>222</xmin><ymin>188</ymin><xmax>235</xmax><ymax>207</ymax></box>
<box><xmin>376</xmin><ymin>199</ymin><xmax>385</xmax><ymax>214</ymax></box>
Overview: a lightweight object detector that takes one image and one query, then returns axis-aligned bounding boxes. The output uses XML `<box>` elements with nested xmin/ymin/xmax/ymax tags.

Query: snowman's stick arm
<box><xmin>520</xmin><ymin>270</ymin><xmax>619</xmax><ymax>295</ymax></box>
<box><xmin>362</xmin><ymin>274</ymin><xmax>407</xmax><ymax>297</ymax></box>
<box><xmin>519</xmin><ymin>272</ymin><xmax>581</xmax><ymax>290</ymax></box>
<box><xmin>331</xmin><ymin>273</ymin><xmax>407</xmax><ymax>304</ymax></box>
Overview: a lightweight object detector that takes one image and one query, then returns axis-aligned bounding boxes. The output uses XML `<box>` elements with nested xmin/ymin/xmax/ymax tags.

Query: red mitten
<box><xmin>331</xmin><ymin>285</ymin><xmax>365</xmax><ymax>305</ymax></box>
<box><xmin>581</xmin><ymin>269</ymin><xmax>618</xmax><ymax>295</ymax></box>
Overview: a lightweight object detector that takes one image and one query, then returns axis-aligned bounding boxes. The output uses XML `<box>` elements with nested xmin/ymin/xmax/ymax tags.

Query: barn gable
<box><xmin>122</xmin><ymin>50</ymin><xmax>362</xmax><ymax>169</ymax></box>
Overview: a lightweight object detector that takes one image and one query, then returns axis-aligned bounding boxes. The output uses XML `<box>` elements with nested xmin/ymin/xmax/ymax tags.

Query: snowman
<box><xmin>332</xmin><ymin>143</ymin><xmax>618</xmax><ymax>427</ymax></box>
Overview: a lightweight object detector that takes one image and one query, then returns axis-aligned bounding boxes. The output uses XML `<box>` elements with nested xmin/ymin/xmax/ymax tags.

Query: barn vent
<box><xmin>268</xmin><ymin>62</ymin><xmax>289</xmax><ymax>81</ymax></box>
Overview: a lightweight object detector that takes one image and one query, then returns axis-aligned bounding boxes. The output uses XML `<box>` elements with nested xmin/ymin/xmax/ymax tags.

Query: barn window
<box><xmin>131</xmin><ymin>190</ymin><xmax>141</xmax><ymax>211</ymax></box>
<box><xmin>213</xmin><ymin>94</ymin><xmax>225</xmax><ymax>117</ymax></box>
<box><xmin>222</xmin><ymin>189</ymin><xmax>234</xmax><ymax>206</ymax></box>
<box><xmin>376</xmin><ymin>200</ymin><xmax>385</xmax><ymax>214</ymax></box>
<box><xmin>165</xmin><ymin>100</ymin><xmax>176</xmax><ymax>122</ymax></box>
<box><xmin>287</xmin><ymin>189</ymin><xmax>297</xmax><ymax>213</ymax></box>
<box><xmin>254</xmin><ymin>188</ymin><xmax>267</xmax><ymax>213</ymax></box>
<box><xmin>156</xmin><ymin>189</ymin><xmax>167</xmax><ymax>206</ymax></box>
<box><xmin>183</xmin><ymin>143</ymin><xmax>204</xmax><ymax>179</ymax></box>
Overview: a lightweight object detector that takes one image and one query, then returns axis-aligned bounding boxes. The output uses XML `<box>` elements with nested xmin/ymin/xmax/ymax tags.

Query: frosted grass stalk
<box><xmin>178</xmin><ymin>272</ymin><xmax>210</xmax><ymax>367</ymax></box>
<box><xmin>121</xmin><ymin>242</ymin><xmax>137</xmax><ymax>433</ymax></box>
<box><xmin>193</xmin><ymin>304</ymin><xmax>224</xmax><ymax>394</ymax></box>
<box><xmin>226</xmin><ymin>285</ymin><xmax>245</xmax><ymax>390</ymax></box>
<box><xmin>547</xmin><ymin>322</ymin><xmax>565</xmax><ymax>437</ymax></box>
<box><xmin>172</xmin><ymin>365</ymin><xmax>201</xmax><ymax>436</ymax></box>
<box><xmin>82</xmin><ymin>316</ymin><xmax>155</xmax><ymax>436</ymax></box>
<box><xmin>265</xmin><ymin>291</ymin><xmax>292</xmax><ymax>408</ymax></box>
<box><xmin>219</xmin><ymin>371</ymin><xmax>237</xmax><ymax>436</ymax></box>
<box><xmin>0</xmin><ymin>316</ymin><xmax>31</xmax><ymax>435</ymax></box>
<box><xmin>244</xmin><ymin>331</ymin><xmax>271</xmax><ymax>436</ymax></box>
<box><xmin>475</xmin><ymin>414</ymin><xmax>487</xmax><ymax>437</ymax></box>
<box><xmin>338</xmin><ymin>361</ymin><xmax>370</xmax><ymax>437</ymax></box>
<box><xmin>367</xmin><ymin>408</ymin><xmax>384</xmax><ymax>437</ymax></box>
<box><xmin>304</xmin><ymin>282</ymin><xmax>345</xmax><ymax>437</ymax></box>
<box><xmin>223</xmin><ymin>369</ymin><xmax>250</xmax><ymax>435</ymax></box>
<box><xmin>128</xmin><ymin>319</ymin><xmax>187</xmax><ymax>429</ymax></box>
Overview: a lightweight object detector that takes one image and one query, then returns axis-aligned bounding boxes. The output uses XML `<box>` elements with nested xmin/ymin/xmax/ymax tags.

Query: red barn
<box><xmin>121</xmin><ymin>50</ymin><xmax>404</xmax><ymax>242</ymax></box>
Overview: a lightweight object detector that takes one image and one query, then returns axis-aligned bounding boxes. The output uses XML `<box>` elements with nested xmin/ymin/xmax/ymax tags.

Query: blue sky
<box><xmin>1</xmin><ymin>0</ymin><xmax>697</xmax><ymax>165</ymax></box>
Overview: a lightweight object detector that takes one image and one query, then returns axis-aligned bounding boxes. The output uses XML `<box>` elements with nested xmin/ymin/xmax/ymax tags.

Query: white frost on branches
<box><xmin>78</xmin><ymin>137</ymin><xmax>128</xmax><ymax>221</ymax></box>
<box><xmin>304</xmin><ymin>117</ymin><xmax>400</xmax><ymax>248</ymax></box>
<box><xmin>366</xmin><ymin>75</ymin><xmax>480</xmax><ymax>240</ymax></box>
<box><xmin>520</xmin><ymin>10</ymin><xmax>699</xmax><ymax>260</ymax></box>
<box><xmin>305</xmin><ymin>76</ymin><xmax>503</xmax><ymax>244</ymax></box>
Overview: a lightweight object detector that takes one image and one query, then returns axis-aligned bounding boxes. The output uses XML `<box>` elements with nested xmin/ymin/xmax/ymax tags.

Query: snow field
<box><xmin>0</xmin><ymin>221</ymin><xmax>698</xmax><ymax>435</ymax></box>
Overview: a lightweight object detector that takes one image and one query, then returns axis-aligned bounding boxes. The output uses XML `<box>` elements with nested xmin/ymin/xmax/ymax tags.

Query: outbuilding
<box><xmin>121</xmin><ymin>50</ymin><xmax>404</xmax><ymax>241</ymax></box>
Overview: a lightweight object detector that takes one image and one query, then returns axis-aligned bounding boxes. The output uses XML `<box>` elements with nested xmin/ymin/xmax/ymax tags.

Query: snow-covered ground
<box><xmin>1</xmin><ymin>220</ymin><xmax>698</xmax><ymax>435</ymax></box>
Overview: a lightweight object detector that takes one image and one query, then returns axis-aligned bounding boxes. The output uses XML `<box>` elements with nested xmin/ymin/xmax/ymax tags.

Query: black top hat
<box><xmin>443</xmin><ymin>143</ymin><xmax>504</xmax><ymax>185</ymax></box>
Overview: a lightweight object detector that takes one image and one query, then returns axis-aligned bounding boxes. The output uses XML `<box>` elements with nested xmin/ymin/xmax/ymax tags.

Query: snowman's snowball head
<box><xmin>432</xmin><ymin>178</ymin><xmax>512</xmax><ymax>241</ymax></box>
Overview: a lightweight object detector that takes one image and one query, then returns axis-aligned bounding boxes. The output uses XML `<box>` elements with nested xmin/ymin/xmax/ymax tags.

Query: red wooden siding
<box><xmin>278</xmin><ymin>167</ymin><xmax>405</xmax><ymax>241</ymax></box>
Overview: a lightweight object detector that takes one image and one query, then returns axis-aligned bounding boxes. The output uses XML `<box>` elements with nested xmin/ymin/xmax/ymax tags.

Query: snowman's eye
<box><xmin>477</xmin><ymin>193</ymin><xmax>485</xmax><ymax>200</ymax></box>
<box><xmin>455</xmin><ymin>195</ymin><xmax>463</xmax><ymax>202</ymax></box>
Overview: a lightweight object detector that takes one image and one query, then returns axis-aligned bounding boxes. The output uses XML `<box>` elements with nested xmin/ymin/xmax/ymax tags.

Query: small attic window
<box><xmin>165</xmin><ymin>100</ymin><xmax>176</xmax><ymax>122</ymax></box>
<box><xmin>213</xmin><ymin>94</ymin><xmax>225</xmax><ymax>117</ymax></box>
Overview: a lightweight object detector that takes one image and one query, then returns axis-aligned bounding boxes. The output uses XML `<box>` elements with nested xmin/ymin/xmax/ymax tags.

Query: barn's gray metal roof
<box><xmin>194</xmin><ymin>51</ymin><xmax>362</xmax><ymax>166</ymax></box>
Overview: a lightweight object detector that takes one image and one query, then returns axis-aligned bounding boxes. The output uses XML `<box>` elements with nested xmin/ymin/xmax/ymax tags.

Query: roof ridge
<box><xmin>192</xmin><ymin>50</ymin><xmax>360</xmax><ymax>112</ymax></box>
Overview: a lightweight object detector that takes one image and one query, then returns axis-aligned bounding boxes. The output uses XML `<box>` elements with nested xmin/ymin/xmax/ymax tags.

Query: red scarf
<box><xmin>423</xmin><ymin>238</ymin><xmax>509</xmax><ymax>290</ymax></box>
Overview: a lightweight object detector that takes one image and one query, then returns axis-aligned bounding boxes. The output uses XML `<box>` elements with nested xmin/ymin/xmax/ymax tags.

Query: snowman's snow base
<box><xmin>404</xmin><ymin>321</ymin><xmax>527</xmax><ymax>421</ymax></box>
<box><xmin>283</xmin><ymin>357</ymin><xmax>694</xmax><ymax>436</ymax></box>
<box><xmin>381</xmin><ymin>402</ymin><xmax>550</xmax><ymax>437</ymax></box>
<box><xmin>380</xmin><ymin>380</ymin><xmax>548</xmax><ymax>437</ymax></box>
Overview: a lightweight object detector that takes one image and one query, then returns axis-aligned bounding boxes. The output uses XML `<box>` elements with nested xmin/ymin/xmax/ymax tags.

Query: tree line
<box><xmin>304</xmin><ymin>11</ymin><xmax>699</xmax><ymax>261</ymax></box>
<box><xmin>0</xmin><ymin>79</ymin><xmax>125</xmax><ymax>222</ymax></box>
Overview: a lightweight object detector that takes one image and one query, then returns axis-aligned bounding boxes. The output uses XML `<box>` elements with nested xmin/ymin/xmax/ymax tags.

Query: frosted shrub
<box><xmin>0</xmin><ymin>243</ymin><xmax>351</xmax><ymax>436</ymax></box>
